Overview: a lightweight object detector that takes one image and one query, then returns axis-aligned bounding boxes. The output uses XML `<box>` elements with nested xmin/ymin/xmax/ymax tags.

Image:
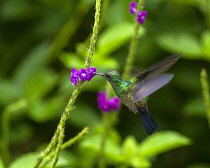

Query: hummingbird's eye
<box><xmin>106</xmin><ymin>74</ymin><xmax>111</xmax><ymax>78</ymax></box>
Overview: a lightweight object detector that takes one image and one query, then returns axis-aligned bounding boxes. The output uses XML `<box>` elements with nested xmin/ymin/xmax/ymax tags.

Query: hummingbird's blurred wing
<box><xmin>133</xmin><ymin>53</ymin><xmax>181</xmax><ymax>82</ymax></box>
<box><xmin>132</xmin><ymin>74</ymin><xmax>173</xmax><ymax>103</ymax></box>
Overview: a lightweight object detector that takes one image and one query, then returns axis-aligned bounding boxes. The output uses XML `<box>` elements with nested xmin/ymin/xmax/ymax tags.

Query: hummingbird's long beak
<box><xmin>95</xmin><ymin>73</ymin><xmax>104</xmax><ymax>76</ymax></box>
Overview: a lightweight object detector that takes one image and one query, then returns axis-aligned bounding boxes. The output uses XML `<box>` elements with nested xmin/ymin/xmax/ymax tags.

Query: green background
<box><xmin>0</xmin><ymin>0</ymin><xmax>210</xmax><ymax>167</ymax></box>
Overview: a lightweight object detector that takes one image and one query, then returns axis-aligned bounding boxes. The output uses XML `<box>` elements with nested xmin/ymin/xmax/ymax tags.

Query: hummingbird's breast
<box><xmin>109</xmin><ymin>79</ymin><xmax>138</xmax><ymax>113</ymax></box>
<box><xmin>118</xmin><ymin>89</ymin><xmax>138</xmax><ymax>114</ymax></box>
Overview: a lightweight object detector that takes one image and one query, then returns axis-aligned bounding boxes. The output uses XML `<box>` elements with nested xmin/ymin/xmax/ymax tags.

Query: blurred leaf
<box><xmin>183</xmin><ymin>97</ymin><xmax>205</xmax><ymax>117</ymax></box>
<box><xmin>9</xmin><ymin>153</ymin><xmax>39</xmax><ymax>168</ymax></box>
<box><xmin>69</xmin><ymin>103</ymin><xmax>101</xmax><ymax>127</ymax></box>
<box><xmin>28</xmin><ymin>97</ymin><xmax>65</xmax><ymax>122</ymax></box>
<box><xmin>0</xmin><ymin>158</ymin><xmax>5</xmax><ymax>168</ymax></box>
<box><xmin>157</xmin><ymin>32</ymin><xmax>202</xmax><ymax>59</ymax></box>
<box><xmin>121</xmin><ymin>136</ymin><xmax>151</xmax><ymax>168</ymax></box>
<box><xmin>10</xmin><ymin>123</ymin><xmax>33</xmax><ymax>145</ymax></box>
<box><xmin>59</xmin><ymin>52</ymin><xmax>84</xmax><ymax>69</ymax></box>
<box><xmin>186</xmin><ymin>163</ymin><xmax>210</xmax><ymax>168</ymax></box>
<box><xmin>129</xmin><ymin>156</ymin><xmax>151</xmax><ymax>168</ymax></box>
<box><xmin>0</xmin><ymin>79</ymin><xmax>21</xmax><ymax>105</ymax></box>
<box><xmin>138</xmin><ymin>131</ymin><xmax>191</xmax><ymax>157</ymax></box>
<box><xmin>79</xmin><ymin>133</ymin><xmax>121</xmax><ymax>161</ymax></box>
<box><xmin>166</xmin><ymin>0</ymin><xmax>199</xmax><ymax>6</ymax></box>
<box><xmin>201</xmin><ymin>30</ymin><xmax>210</xmax><ymax>59</ymax></box>
<box><xmin>1</xmin><ymin>0</ymin><xmax>41</xmax><ymax>21</ymax></box>
<box><xmin>122</xmin><ymin>136</ymin><xmax>138</xmax><ymax>157</ymax></box>
<box><xmin>14</xmin><ymin>42</ymin><xmax>50</xmax><ymax>88</ymax></box>
<box><xmin>60</xmin><ymin>51</ymin><xmax>119</xmax><ymax>70</ymax></box>
<box><xmin>8</xmin><ymin>152</ymin><xmax>70</xmax><ymax>168</ymax></box>
<box><xmin>24</xmin><ymin>69</ymin><xmax>58</xmax><ymax>102</ymax></box>
<box><xmin>96</xmin><ymin>22</ymin><xmax>145</xmax><ymax>56</ymax></box>
<box><xmin>92</xmin><ymin>57</ymin><xmax>119</xmax><ymax>70</ymax></box>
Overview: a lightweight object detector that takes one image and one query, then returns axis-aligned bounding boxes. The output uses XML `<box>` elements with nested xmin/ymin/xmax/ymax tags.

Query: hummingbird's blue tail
<box><xmin>138</xmin><ymin>108</ymin><xmax>158</xmax><ymax>135</ymax></box>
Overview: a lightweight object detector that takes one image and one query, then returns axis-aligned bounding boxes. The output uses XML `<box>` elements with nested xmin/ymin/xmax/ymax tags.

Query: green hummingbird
<box><xmin>96</xmin><ymin>53</ymin><xmax>181</xmax><ymax>135</ymax></box>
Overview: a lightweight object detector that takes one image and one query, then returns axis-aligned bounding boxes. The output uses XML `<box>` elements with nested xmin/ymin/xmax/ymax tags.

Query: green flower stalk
<box><xmin>85</xmin><ymin>0</ymin><xmax>101</xmax><ymax>69</ymax></box>
<box><xmin>40</xmin><ymin>127</ymin><xmax>89</xmax><ymax>168</ymax></box>
<box><xmin>123</xmin><ymin>0</ymin><xmax>145</xmax><ymax>80</ymax></box>
<box><xmin>1</xmin><ymin>99</ymin><xmax>27</xmax><ymax>166</ymax></box>
<box><xmin>200</xmin><ymin>69</ymin><xmax>210</xmax><ymax>128</ymax></box>
<box><xmin>98</xmin><ymin>1</ymin><xmax>145</xmax><ymax>167</ymax></box>
<box><xmin>33</xmin><ymin>0</ymin><xmax>101</xmax><ymax>167</ymax></box>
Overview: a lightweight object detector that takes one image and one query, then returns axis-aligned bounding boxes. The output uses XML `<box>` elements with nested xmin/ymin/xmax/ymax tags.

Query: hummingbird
<box><xmin>95</xmin><ymin>53</ymin><xmax>181</xmax><ymax>135</ymax></box>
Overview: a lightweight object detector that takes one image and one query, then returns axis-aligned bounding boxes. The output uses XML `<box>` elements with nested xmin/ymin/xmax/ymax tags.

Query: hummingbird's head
<box><xmin>95</xmin><ymin>70</ymin><xmax>122</xmax><ymax>83</ymax></box>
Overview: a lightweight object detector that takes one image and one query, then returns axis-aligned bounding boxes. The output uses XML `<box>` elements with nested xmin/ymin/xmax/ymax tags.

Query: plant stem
<box><xmin>205</xmin><ymin>0</ymin><xmax>210</xmax><ymax>29</ymax></box>
<box><xmin>0</xmin><ymin>99</ymin><xmax>27</xmax><ymax>166</ymax></box>
<box><xmin>40</xmin><ymin>127</ymin><xmax>89</xmax><ymax>168</ymax></box>
<box><xmin>123</xmin><ymin>0</ymin><xmax>145</xmax><ymax>80</ymax></box>
<box><xmin>98</xmin><ymin>1</ymin><xmax>145</xmax><ymax>167</ymax></box>
<box><xmin>98</xmin><ymin>112</ymin><xmax>118</xmax><ymax>168</ymax></box>
<box><xmin>33</xmin><ymin>0</ymin><xmax>102</xmax><ymax>167</ymax></box>
<box><xmin>51</xmin><ymin>128</ymin><xmax>64</xmax><ymax>168</ymax></box>
<box><xmin>98</xmin><ymin>113</ymin><xmax>109</xmax><ymax>168</ymax></box>
<box><xmin>47</xmin><ymin>0</ymin><xmax>93</xmax><ymax>61</ymax></box>
<box><xmin>200</xmin><ymin>69</ymin><xmax>210</xmax><ymax>128</ymax></box>
<box><xmin>85</xmin><ymin>0</ymin><xmax>101</xmax><ymax>69</ymax></box>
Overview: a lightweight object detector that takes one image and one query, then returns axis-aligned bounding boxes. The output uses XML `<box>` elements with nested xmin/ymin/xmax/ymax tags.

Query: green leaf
<box><xmin>122</xmin><ymin>136</ymin><xmax>138</xmax><ymax>158</ymax></box>
<box><xmin>183</xmin><ymin>97</ymin><xmax>205</xmax><ymax>117</ymax></box>
<box><xmin>157</xmin><ymin>32</ymin><xmax>202</xmax><ymax>59</ymax></box>
<box><xmin>1</xmin><ymin>0</ymin><xmax>40</xmax><ymax>20</ymax></box>
<box><xmin>69</xmin><ymin>103</ymin><xmax>101</xmax><ymax>127</ymax></box>
<box><xmin>129</xmin><ymin>156</ymin><xmax>151</xmax><ymax>168</ymax></box>
<box><xmin>121</xmin><ymin>136</ymin><xmax>151</xmax><ymax>168</ymax></box>
<box><xmin>14</xmin><ymin>42</ymin><xmax>50</xmax><ymax>88</ymax></box>
<box><xmin>201</xmin><ymin>30</ymin><xmax>210</xmax><ymax>59</ymax></box>
<box><xmin>28</xmin><ymin>97</ymin><xmax>65</xmax><ymax>122</ymax></box>
<box><xmin>0</xmin><ymin>79</ymin><xmax>22</xmax><ymax>105</ymax></box>
<box><xmin>24</xmin><ymin>69</ymin><xmax>57</xmax><ymax>102</ymax></box>
<box><xmin>59</xmin><ymin>52</ymin><xmax>84</xmax><ymax>69</ymax></box>
<box><xmin>166</xmin><ymin>0</ymin><xmax>200</xmax><ymax>6</ymax></box>
<box><xmin>9</xmin><ymin>152</ymin><xmax>70</xmax><ymax>168</ymax></box>
<box><xmin>79</xmin><ymin>128</ymin><xmax>121</xmax><ymax>161</ymax></box>
<box><xmin>186</xmin><ymin>163</ymin><xmax>210</xmax><ymax>168</ymax></box>
<box><xmin>9</xmin><ymin>153</ymin><xmax>39</xmax><ymax>168</ymax></box>
<box><xmin>96</xmin><ymin>22</ymin><xmax>145</xmax><ymax>56</ymax></box>
<box><xmin>138</xmin><ymin>131</ymin><xmax>191</xmax><ymax>157</ymax></box>
<box><xmin>0</xmin><ymin>157</ymin><xmax>5</xmax><ymax>168</ymax></box>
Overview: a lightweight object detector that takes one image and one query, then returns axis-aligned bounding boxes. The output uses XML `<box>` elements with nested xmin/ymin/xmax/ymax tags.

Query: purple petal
<box><xmin>77</xmin><ymin>68</ymin><xmax>88</xmax><ymax>81</ymax></box>
<box><xmin>98</xmin><ymin>92</ymin><xmax>106</xmax><ymax>102</ymax></box>
<box><xmin>130</xmin><ymin>1</ymin><xmax>137</xmax><ymax>14</ymax></box>
<box><xmin>140</xmin><ymin>11</ymin><xmax>147</xmax><ymax>16</ymax></box>
<box><xmin>70</xmin><ymin>76</ymin><xmax>79</xmax><ymax>86</ymax></box>
<box><xmin>97</xmin><ymin>92</ymin><xmax>111</xmax><ymax>112</ymax></box>
<box><xmin>70</xmin><ymin>67</ymin><xmax>79</xmax><ymax>86</ymax></box>
<box><xmin>130</xmin><ymin>1</ymin><xmax>137</xmax><ymax>7</ymax></box>
<box><xmin>130</xmin><ymin>7</ymin><xmax>137</xmax><ymax>14</ymax></box>
<box><xmin>71</xmin><ymin>67</ymin><xmax>77</xmax><ymax>76</ymax></box>
<box><xmin>109</xmin><ymin>97</ymin><xmax>121</xmax><ymax>111</ymax></box>
<box><xmin>137</xmin><ymin>11</ymin><xmax>147</xmax><ymax>24</ymax></box>
<box><xmin>87</xmin><ymin>67</ymin><xmax>96</xmax><ymax>81</ymax></box>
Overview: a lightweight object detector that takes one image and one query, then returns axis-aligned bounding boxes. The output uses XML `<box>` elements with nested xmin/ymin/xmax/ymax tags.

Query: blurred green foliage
<box><xmin>0</xmin><ymin>0</ymin><xmax>210</xmax><ymax>167</ymax></box>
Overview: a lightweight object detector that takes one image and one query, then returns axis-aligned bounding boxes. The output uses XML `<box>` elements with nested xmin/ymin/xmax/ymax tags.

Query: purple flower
<box><xmin>70</xmin><ymin>67</ymin><xmax>96</xmax><ymax>86</ymax></box>
<box><xmin>130</xmin><ymin>1</ymin><xmax>137</xmax><ymax>14</ymax></box>
<box><xmin>70</xmin><ymin>67</ymin><xmax>79</xmax><ymax>86</ymax></box>
<box><xmin>129</xmin><ymin>1</ymin><xmax>147</xmax><ymax>25</ymax></box>
<box><xmin>77</xmin><ymin>68</ymin><xmax>89</xmax><ymax>81</ymax></box>
<box><xmin>87</xmin><ymin>67</ymin><xmax>96</xmax><ymax>81</ymax></box>
<box><xmin>137</xmin><ymin>11</ymin><xmax>147</xmax><ymax>25</ymax></box>
<box><xmin>109</xmin><ymin>97</ymin><xmax>121</xmax><ymax>111</ymax></box>
<box><xmin>97</xmin><ymin>92</ymin><xmax>121</xmax><ymax>112</ymax></box>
